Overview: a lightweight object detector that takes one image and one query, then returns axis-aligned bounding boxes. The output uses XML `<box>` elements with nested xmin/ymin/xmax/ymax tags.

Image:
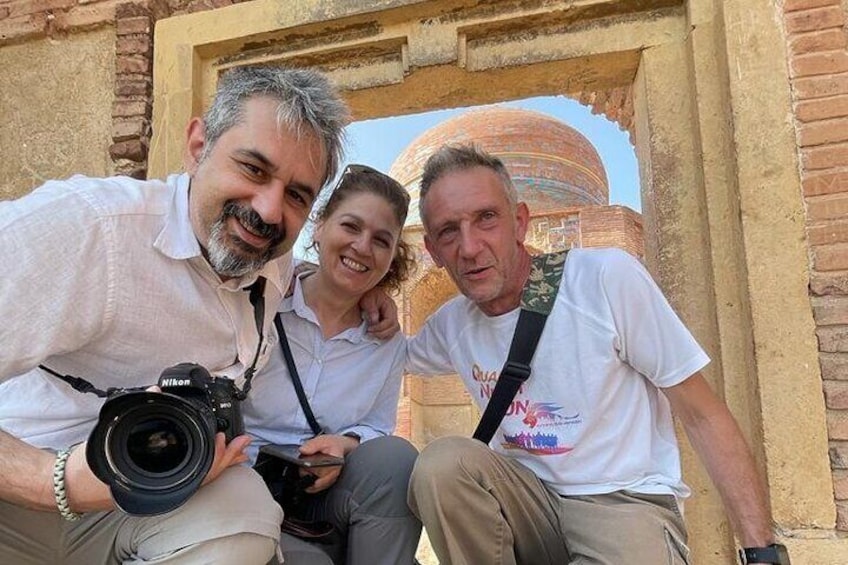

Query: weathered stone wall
<box><xmin>0</xmin><ymin>0</ymin><xmax>163</xmax><ymax>191</ymax></box>
<box><xmin>0</xmin><ymin>28</ymin><xmax>115</xmax><ymax>197</ymax></box>
<box><xmin>1</xmin><ymin>0</ymin><xmax>635</xmax><ymax>187</ymax></box>
<box><xmin>0</xmin><ymin>0</ymin><xmax>247</xmax><ymax>189</ymax></box>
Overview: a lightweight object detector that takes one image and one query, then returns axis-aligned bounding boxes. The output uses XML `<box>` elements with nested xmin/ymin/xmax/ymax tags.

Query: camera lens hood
<box><xmin>86</xmin><ymin>391</ymin><xmax>215</xmax><ymax>516</ymax></box>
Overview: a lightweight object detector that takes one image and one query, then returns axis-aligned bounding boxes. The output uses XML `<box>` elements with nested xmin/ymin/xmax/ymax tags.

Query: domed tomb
<box><xmin>389</xmin><ymin>106</ymin><xmax>609</xmax><ymax>225</ymax></box>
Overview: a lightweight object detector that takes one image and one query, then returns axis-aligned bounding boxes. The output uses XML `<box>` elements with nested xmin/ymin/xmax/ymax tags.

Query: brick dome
<box><xmin>389</xmin><ymin>106</ymin><xmax>609</xmax><ymax>225</ymax></box>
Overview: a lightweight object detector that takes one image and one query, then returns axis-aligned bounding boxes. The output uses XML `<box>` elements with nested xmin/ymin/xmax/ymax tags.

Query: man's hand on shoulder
<box><xmin>360</xmin><ymin>287</ymin><xmax>400</xmax><ymax>340</ymax></box>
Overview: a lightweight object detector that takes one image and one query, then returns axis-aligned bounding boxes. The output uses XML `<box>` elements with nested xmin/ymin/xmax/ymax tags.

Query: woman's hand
<box><xmin>298</xmin><ymin>434</ymin><xmax>358</xmax><ymax>493</ymax></box>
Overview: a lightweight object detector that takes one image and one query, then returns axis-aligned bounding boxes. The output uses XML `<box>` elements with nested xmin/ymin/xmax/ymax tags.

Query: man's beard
<box><xmin>206</xmin><ymin>201</ymin><xmax>286</xmax><ymax>278</ymax></box>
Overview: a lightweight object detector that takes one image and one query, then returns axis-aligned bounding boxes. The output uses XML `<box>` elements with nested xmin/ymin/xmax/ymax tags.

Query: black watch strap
<box><xmin>739</xmin><ymin>543</ymin><xmax>789</xmax><ymax>564</ymax></box>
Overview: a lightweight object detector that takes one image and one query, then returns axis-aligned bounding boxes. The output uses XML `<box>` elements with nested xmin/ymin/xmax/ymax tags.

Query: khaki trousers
<box><xmin>0</xmin><ymin>465</ymin><xmax>283</xmax><ymax>565</ymax></box>
<box><xmin>408</xmin><ymin>436</ymin><xmax>689</xmax><ymax>565</ymax></box>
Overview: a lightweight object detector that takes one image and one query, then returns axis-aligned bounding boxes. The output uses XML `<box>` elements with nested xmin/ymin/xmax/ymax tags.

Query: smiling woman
<box><xmin>242</xmin><ymin>164</ymin><xmax>422</xmax><ymax>565</ymax></box>
<box><xmin>311</xmin><ymin>165</ymin><xmax>415</xmax><ymax>294</ymax></box>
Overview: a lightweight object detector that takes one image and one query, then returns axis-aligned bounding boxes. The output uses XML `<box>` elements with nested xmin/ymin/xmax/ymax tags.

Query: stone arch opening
<box><xmin>148</xmin><ymin>0</ymin><xmax>834</xmax><ymax>561</ymax></box>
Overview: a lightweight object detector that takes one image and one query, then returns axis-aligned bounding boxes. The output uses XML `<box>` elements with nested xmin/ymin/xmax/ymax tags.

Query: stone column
<box><xmin>634</xmin><ymin>0</ymin><xmax>839</xmax><ymax>561</ymax></box>
<box><xmin>633</xmin><ymin>35</ymin><xmax>734</xmax><ymax>561</ymax></box>
<box><xmin>718</xmin><ymin>0</ymin><xmax>837</xmax><ymax>560</ymax></box>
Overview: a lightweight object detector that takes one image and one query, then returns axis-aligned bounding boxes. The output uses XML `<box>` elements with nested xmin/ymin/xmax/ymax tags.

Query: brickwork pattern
<box><xmin>524</xmin><ymin>205</ymin><xmax>644</xmax><ymax>260</ymax></box>
<box><xmin>784</xmin><ymin>0</ymin><xmax>848</xmax><ymax>531</ymax></box>
<box><xmin>577</xmin><ymin>85</ymin><xmax>635</xmax><ymax>144</ymax></box>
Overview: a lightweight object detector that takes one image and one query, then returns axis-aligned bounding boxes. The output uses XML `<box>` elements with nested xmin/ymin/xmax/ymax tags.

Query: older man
<box><xmin>406</xmin><ymin>145</ymin><xmax>788</xmax><ymax>565</ymax></box>
<box><xmin>0</xmin><ymin>66</ymin><xmax>354</xmax><ymax>564</ymax></box>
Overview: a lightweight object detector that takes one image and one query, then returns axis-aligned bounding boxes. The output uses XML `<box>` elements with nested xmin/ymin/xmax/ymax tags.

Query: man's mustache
<box><xmin>221</xmin><ymin>201</ymin><xmax>284</xmax><ymax>245</ymax></box>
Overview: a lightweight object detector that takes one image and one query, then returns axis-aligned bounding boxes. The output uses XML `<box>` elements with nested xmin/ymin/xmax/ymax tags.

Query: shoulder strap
<box><xmin>237</xmin><ymin>276</ymin><xmax>267</xmax><ymax>399</ymax></box>
<box><xmin>273</xmin><ymin>314</ymin><xmax>323</xmax><ymax>436</ymax></box>
<box><xmin>472</xmin><ymin>251</ymin><xmax>567</xmax><ymax>444</ymax></box>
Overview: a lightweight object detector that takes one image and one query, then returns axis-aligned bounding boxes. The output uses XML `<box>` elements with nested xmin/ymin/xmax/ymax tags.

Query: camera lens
<box><xmin>87</xmin><ymin>391</ymin><xmax>216</xmax><ymax>516</ymax></box>
<box><xmin>108</xmin><ymin>402</ymin><xmax>208</xmax><ymax>489</ymax></box>
<box><xmin>126</xmin><ymin>417</ymin><xmax>189</xmax><ymax>474</ymax></box>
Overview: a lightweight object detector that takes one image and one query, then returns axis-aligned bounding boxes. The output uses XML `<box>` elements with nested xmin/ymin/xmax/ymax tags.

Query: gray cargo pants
<box><xmin>279</xmin><ymin>435</ymin><xmax>421</xmax><ymax>565</ymax></box>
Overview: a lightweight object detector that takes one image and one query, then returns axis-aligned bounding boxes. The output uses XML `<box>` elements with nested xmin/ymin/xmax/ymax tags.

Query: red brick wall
<box><xmin>578</xmin><ymin>205</ymin><xmax>644</xmax><ymax>259</ymax></box>
<box><xmin>783</xmin><ymin>0</ymin><xmax>848</xmax><ymax>530</ymax></box>
<box><xmin>577</xmin><ymin>85</ymin><xmax>634</xmax><ymax>144</ymax></box>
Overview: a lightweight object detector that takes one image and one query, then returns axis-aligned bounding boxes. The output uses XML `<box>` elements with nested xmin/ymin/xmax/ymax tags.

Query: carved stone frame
<box><xmin>150</xmin><ymin>0</ymin><xmax>838</xmax><ymax>561</ymax></box>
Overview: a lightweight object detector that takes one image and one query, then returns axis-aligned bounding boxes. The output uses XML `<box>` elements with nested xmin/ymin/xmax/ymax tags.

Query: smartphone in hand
<box><xmin>258</xmin><ymin>444</ymin><xmax>344</xmax><ymax>468</ymax></box>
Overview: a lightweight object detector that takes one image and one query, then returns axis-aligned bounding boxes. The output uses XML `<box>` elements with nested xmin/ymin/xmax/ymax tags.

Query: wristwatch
<box><xmin>738</xmin><ymin>543</ymin><xmax>790</xmax><ymax>564</ymax></box>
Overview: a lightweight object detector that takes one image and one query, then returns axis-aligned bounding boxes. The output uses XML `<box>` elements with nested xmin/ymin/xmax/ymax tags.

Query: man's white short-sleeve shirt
<box><xmin>407</xmin><ymin>248</ymin><xmax>709</xmax><ymax>499</ymax></box>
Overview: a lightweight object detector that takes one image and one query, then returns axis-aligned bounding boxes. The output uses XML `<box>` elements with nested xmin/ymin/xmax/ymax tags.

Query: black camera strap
<box><xmin>472</xmin><ymin>251</ymin><xmax>567</xmax><ymax>445</ymax></box>
<box><xmin>41</xmin><ymin>275</ymin><xmax>268</xmax><ymax>400</ymax></box>
<box><xmin>38</xmin><ymin>365</ymin><xmax>115</xmax><ymax>398</ymax></box>
<box><xmin>273</xmin><ymin>313</ymin><xmax>323</xmax><ymax>436</ymax></box>
<box><xmin>235</xmin><ymin>276</ymin><xmax>267</xmax><ymax>400</ymax></box>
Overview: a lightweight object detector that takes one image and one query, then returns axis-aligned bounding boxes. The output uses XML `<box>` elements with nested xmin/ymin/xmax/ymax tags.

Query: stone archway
<box><xmin>149</xmin><ymin>1</ymin><xmax>835</xmax><ymax>561</ymax></box>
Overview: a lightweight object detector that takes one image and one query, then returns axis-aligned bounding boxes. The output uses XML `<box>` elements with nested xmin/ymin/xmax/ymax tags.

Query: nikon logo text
<box><xmin>161</xmin><ymin>378</ymin><xmax>191</xmax><ymax>387</ymax></box>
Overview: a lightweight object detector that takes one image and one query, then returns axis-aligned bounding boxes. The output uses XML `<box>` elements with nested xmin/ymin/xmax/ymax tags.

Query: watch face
<box><xmin>740</xmin><ymin>544</ymin><xmax>790</xmax><ymax>565</ymax></box>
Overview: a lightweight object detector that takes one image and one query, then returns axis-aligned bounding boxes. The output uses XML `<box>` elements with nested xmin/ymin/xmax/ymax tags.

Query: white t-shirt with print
<box><xmin>406</xmin><ymin>247</ymin><xmax>709</xmax><ymax>499</ymax></box>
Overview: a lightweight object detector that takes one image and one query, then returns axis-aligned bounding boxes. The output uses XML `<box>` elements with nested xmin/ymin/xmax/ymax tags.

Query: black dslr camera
<box><xmin>86</xmin><ymin>363</ymin><xmax>244</xmax><ymax>516</ymax></box>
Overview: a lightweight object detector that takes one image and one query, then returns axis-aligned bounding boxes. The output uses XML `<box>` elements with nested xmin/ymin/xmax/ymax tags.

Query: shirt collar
<box><xmin>154</xmin><ymin>173</ymin><xmax>201</xmax><ymax>261</ymax></box>
<box><xmin>283</xmin><ymin>273</ymin><xmax>376</xmax><ymax>344</ymax></box>
<box><xmin>235</xmin><ymin>257</ymin><xmax>290</xmax><ymax>296</ymax></box>
<box><xmin>153</xmin><ymin>172</ymin><xmax>291</xmax><ymax>296</ymax></box>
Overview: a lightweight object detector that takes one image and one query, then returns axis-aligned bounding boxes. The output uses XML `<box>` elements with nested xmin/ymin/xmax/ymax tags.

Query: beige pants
<box><xmin>0</xmin><ymin>465</ymin><xmax>283</xmax><ymax>565</ymax></box>
<box><xmin>408</xmin><ymin>436</ymin><xmax>690</xmax><ymax>565</ymax></box>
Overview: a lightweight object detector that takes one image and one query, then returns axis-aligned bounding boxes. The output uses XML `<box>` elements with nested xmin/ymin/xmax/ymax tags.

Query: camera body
<box><xmin>86</xmin><ymin>363</ymin><xmax>245</xmax><ymax>516</ymax></box>
<box><xmin>157</xmin><ymin>362</ymin><xmax>244</xmax><ymax>442</ymax></box>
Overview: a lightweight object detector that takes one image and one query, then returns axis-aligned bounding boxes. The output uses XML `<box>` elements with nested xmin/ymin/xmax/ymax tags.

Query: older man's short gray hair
<box><xmin>418</xmin><ymin>144</ymin><xmax>517</xmax><ymax>226</ymax></box>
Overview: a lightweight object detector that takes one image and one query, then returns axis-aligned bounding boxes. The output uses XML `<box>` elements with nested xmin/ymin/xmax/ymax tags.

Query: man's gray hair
<box><xmin>418</xmin><ymin>144</ymin><xmax>517</xmax><ymax>225</ymax></box>
<box><xmin>201</xmin><ymin>65</ymin><xmax>350</xmax><ymax>185</ymax></box>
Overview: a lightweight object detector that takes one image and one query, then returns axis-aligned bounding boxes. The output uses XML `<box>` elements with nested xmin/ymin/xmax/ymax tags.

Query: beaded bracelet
<box><xmin>53</xmin><ymin>448</ymin><xmax>82</xmax><ymax>522</ymax></box>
